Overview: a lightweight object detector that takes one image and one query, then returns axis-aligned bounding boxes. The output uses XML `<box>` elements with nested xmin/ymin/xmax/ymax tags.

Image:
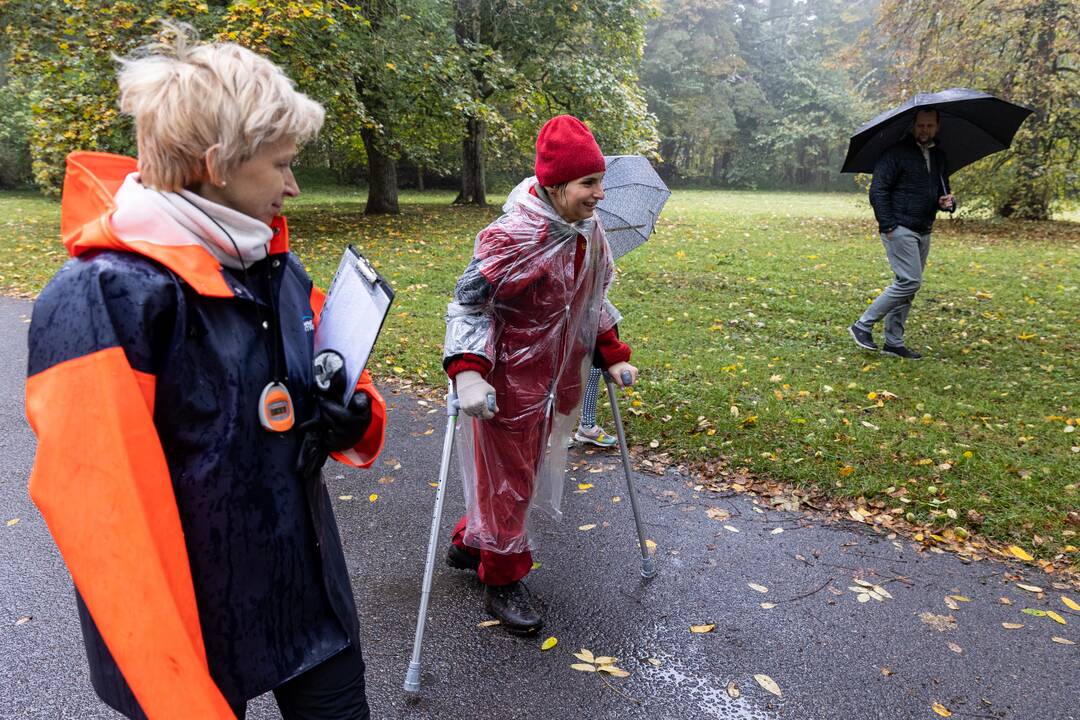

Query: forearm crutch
<box><xmin>403</xmin><ymin>382</ymin><xmax>494</xmax><ymax>694</ymax></box>
<box><xmin>604</xmin><ymin>370</ymin><xmax>657</xmax><ymax>579</ymax></box>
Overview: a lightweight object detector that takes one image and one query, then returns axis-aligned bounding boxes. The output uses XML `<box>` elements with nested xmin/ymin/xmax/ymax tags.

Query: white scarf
<box><xmin>111</xmin><ymin>174</ymin><xmax>273</xmax><ymax>270</ymax></box>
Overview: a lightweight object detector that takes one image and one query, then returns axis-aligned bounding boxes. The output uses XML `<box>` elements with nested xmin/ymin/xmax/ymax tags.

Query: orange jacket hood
<box><xmin>60</xmin><ymin>151</ymin><xmax>290</xmax><ymax>297</ymax></box>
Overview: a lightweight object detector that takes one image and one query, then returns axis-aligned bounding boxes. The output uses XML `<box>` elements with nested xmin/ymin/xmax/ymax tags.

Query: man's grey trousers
<box><xmin>854</xmin><ymin>225</ymin><xmax>931</xmax><ymax>347</ymax></box>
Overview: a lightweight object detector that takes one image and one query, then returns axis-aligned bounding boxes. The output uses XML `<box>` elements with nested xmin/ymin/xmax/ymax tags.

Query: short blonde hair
<box><xmin>116</xmin><ymin>24</ymin><xmax>324</xmax><ymax>191</ymax></box>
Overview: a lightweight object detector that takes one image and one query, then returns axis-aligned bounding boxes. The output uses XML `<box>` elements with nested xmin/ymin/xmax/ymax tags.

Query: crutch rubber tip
<box><xmin>641</xmin><ymin>556</ymin><xmax>657</xmax><ymax>579</ymax></box>
<box><xmin>403</xmin><ymin>662</ymin><xmax>422</xmax><ymax>693</ymax></box>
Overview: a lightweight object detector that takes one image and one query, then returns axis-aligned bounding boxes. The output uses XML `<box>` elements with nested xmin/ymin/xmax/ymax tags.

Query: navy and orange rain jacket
<box><xmin>25</xmin><ymin>152</ymin><xmax>386</xmax><ymax>719</ymax></box>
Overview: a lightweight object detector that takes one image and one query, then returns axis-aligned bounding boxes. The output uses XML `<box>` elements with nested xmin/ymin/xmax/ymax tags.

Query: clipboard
<box><xmin>314</xmin><ymin>245</ymin><xmax>395</xmax><ymax>404</ymax></box>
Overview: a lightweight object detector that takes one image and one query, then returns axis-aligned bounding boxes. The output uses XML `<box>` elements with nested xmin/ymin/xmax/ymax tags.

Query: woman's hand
<box><xmin>455</xmin><ymin>370</ymin><xmax>498</xmax><ymax>419</ymax></box>
<box><xmin>606</xmin><ymin>361</ymin><xmax>638</xmax><ymax>388</ymax></box>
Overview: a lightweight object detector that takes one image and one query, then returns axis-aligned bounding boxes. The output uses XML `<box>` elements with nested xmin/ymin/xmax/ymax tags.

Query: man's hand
<box><xmin>455</xmin><ymin>370</ymin><xmax>497</xmax><ymax>419</ymax></box>
<box><xmin>606</xmin><ymin>361</ymin><xmax>638</xmax><ymax>388</ymax></box>
<box><xmin>938</xmin><ymin>194</ymin><xmax>956</xmax><ymax>212</ymax></box>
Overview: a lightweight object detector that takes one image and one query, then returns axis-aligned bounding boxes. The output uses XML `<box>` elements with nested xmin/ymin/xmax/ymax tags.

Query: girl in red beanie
<box><xmin>441</xmin><ymin>115</ymin><xmax>636</xmax><ymax>632</ymax></box>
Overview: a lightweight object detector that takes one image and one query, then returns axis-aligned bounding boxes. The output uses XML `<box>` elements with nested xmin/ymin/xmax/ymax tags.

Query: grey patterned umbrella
<box><xmin>597</xmin><ymin>155</ymin><xmax>671</xmax><ymax>259</ymax></box>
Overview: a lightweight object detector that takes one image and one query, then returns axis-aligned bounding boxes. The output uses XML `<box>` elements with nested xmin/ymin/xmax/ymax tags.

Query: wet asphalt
<box><xmin>0</xmin><ymin>294</ymin><xmax>1075</xmax><ymax>720</ymax></box>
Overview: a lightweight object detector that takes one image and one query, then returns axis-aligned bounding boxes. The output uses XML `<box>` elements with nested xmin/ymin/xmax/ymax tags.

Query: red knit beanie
<box><xmin>534</xmin><ymin>115</ymin><xmax>606</xmax><ymax>187</ymax></box>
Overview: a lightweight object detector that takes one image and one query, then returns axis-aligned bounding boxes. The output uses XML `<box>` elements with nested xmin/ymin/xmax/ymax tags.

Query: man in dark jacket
<box><xmin>849</xmin><ymin>108</ymin><xmax>956</xmax><ymax>359</ymax></box>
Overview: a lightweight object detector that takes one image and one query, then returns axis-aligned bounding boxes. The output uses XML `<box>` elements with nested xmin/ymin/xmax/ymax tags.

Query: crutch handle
<box><xmin>602</xmin><ymin>370</ymin><xmax>635</xmax><ymax>388</ymax></box>
<box><xmin>447</xmin><ymin>392</ymin><xmax>497</xmax><ymax>416</ymax></box>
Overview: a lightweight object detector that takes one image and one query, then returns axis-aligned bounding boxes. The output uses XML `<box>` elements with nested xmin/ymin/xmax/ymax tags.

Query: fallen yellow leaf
<box><xmin>760</xmin><ymin>602</ymin><xmax>777</xmax><ymax>610</ymax></box>
<box><xmin>754</xmin><ymin>674</ymin><xmax>781</xmax><ymax>697</ymax></box>
<box><xmin>1016</xmin><ymin>583</ymin><xmax>1044</xmax><ymax>593</ymax></box>
<box><xmin>1008</xmin><ymin>545</ymin><xmax>1034</xmax><ymax>561</ymax></box>
<box><xmin>593</xmin><ymin>655</ymin><xmax>615</xmax><ymax>665</ymax></box>
<box><xmin>570</xmin><ymin>663</ymin><xmax>597</xmax><ymax>672</ymax></box>
<box><xmin>338</xmin><ymin>495</ymin><xmax>353</xmax><ymax>501</ymax></box>
<box><xmin>573</xmin><ymin>649</ymin><xmax>595</xmax><ymax>663</ymax></box>
<box><xmin>1051</xmin><ymin>636</ymin><xmax>1075</xmax><ymax>645</ymax></box>
<box><xmin>477</xmin><ymin>619</ymin><xmax>501</xmax><ymax>628</ymax></box>
<box><xmin>368</xmin><ymin>493</ymin><xmax>378</xmax><ymax>502</ymax></box>
<box><xmin>598</xmin><ymin>665</ymin><xmax>630</xmax><ymax>677</ymax></box>
<box><xmin>577</xmin><ymin>483</ymin><xmax>593</xmax><ymax>491</ymax></box>
<box><xmin>578</xmin><ymin>523</ymin><xmax>597</xmax><ymax>531</ymax></box>
<box><xmin>1046</xmin><ymin>611</ymin><xmax>1067</xmax><ymax>625</ymax></box>
<box><xmin>645</xmin><ymin>539</ymin><xmax>657</xmax><ymax>554</ymax></box>
<box><xmin>1001</xmin><ymin>622</ymin><xmax>1024</xmax><ymax>629</ymax></box>
<box><xmin>6</xmin><ymin>518</ymin><xmax>19</xmax><ymax>527</ymax></box>
<box><xmin>690</xmin><ymin>624</ymin><xmax>716</xmax><ymax>633</ymax></box>
<box><xmin>932</xmin><ymin>702</ymin><xmax>953</xmax><ymax>717</ymax></box>
<box><xmin>1062</xmin><ymin>596</ymin><xmax>1080</xmax><ymax>612</ymax></box>
<box><xmin>748</xmin><ymin>583</ymin><xmax>769</xmax><ymax>594</ymax></box>
<box><xmin>541</xmin><ymin>637</ymin><xmax>558</xmax><ymax>651</ymax></box>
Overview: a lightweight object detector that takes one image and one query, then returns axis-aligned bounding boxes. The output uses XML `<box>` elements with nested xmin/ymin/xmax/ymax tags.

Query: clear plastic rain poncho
<box><xmin>443</xmin><ymin>177</ymin><xmax>622</xmax><ymax>554</ymax></box>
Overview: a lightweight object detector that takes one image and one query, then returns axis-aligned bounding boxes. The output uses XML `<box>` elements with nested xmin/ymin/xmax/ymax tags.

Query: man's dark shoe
<box><xmin>882</xmin><ymin>344</ymin><xmax>923</xmax><ymax>360</ymax></box>
<box><xmin>483</xmin><ymin>581</ymin><xmax>543</xmax><ymax>635</ymax></box>
<box><xmin>446</xmin><ymin>544</ymin><xmax>480</xmax><ymax>571</ymax></box>
<box><xmin>849</xmin><ymin>323</ymin><xmax>878</xmax><ymax>351</ymax></box>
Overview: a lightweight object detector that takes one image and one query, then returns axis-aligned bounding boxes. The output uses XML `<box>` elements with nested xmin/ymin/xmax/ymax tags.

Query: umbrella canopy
<box><xmin>840</xmin><ymin>88</ymin><xmax>1032</xmax><ymax>176</ymax></box>
<box><xmin>596</xmin><ymin>155</ymin><xmax>671</xmax><ymax>259</ymax></box>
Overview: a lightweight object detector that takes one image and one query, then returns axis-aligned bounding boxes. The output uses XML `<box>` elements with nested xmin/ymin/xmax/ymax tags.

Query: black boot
<box><xmin>446</xmin><ymin>544</ymin><xmax>480</xmax><ymax>571</ymax></box>
<box><xmin>483</xmin><ymin>581</ymin><xmax>543</xmax><ymax>635</ymax></box>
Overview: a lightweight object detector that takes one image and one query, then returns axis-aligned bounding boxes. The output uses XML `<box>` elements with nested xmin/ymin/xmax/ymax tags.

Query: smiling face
<box><xmin>544</xmin><ymin>171</ymin><xmax>606</xmax><ymax>224</ymax></box>
<box><xmin>197</xmin><ymin>135</ymin><xmax>300</xmax><ymax>225</ymax></box>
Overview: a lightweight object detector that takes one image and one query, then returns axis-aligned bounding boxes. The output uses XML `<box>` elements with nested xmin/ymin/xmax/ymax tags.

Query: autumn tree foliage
<box><xmin>871</xmin><ymin>0</ymin><xmax>1079</xmax><ymax>219</ymax></box>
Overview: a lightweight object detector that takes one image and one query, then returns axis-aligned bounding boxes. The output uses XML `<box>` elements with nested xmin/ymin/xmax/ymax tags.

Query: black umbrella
<box><xmin>841</xmin><ymin>88</ymin><xmax>1032</xmax><ymax>177</ymax></box>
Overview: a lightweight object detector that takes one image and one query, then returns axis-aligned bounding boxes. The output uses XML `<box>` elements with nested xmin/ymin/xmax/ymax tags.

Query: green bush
<box><xmin>0</xmin><ymin>82</ymin><xmax>32</xmax><ymax>188</ymax></box>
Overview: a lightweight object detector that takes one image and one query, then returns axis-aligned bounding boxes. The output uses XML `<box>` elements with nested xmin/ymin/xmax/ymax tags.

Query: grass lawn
<box><xmin>2</xmin><ymin>186</ymin><xmax>1077</xmax><ymax>563</ymax></box>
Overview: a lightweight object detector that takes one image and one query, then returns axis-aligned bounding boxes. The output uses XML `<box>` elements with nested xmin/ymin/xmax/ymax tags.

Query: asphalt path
<box><xmin>0</xmin><ymin>294</ymin><xmax>1075</xmax><ymax>719</ymax></box>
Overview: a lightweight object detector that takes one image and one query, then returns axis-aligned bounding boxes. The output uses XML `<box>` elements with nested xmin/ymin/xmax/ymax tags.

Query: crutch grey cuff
<box><xmin>443</xmin><ymin>301</ymin><xmax>495</xmax><ymax>363</ymax></box>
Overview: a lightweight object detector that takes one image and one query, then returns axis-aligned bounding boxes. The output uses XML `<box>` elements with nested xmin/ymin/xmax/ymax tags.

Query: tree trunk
<box><xmin>360</xmin><ymin>126</ymin><xmax>399</xmax><ymax>215</ymax></box>
<box><xmin>417</xmin><ymin>164</ymin><xmax>425</xmax><ymax>192</ymax></box>
<box><xmin>997</xmin><ymin>2</ymin><xmax>1054</xmax><ymax>220</ymax></box>
<box><xmin>453</xmin><ymin>0</ymin><xmax>490</xmax><ymax>206</ymax></box>
<box><xmin>454</xmin><ymin>115</ymin><xmax>487</xmax><ymax>205</ymax></box>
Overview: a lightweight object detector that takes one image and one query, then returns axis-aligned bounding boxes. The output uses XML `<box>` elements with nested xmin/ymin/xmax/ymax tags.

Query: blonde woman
<box><xmin>26</xmin><ymin>27</ymin><xmax>383</xmax><ymax>719</ymax></box>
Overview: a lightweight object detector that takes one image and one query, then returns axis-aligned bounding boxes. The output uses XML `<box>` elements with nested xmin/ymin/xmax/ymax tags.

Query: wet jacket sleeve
<box><xmin>309</xmin><ymin>285</ymin><xmax>387</xmax><ymax>468</ymax></box>
<box><xmin>443</xmin><ymin>225</ymin><xmax>532</xmax><ymax>370</ymax></box>
<box><xmin>25</xmin><ymin>255</ymin><xmax>235</xmax><ymax>719</ymax></box>
<box><xmin>869</xmin><ymin>147</ymin><xmax>899</xmax><ymax>233</ymax></box>
<box><xmin>595</xmin><ymin>250</ymin><xmax>631</xmax><ymax>367</ymax></box>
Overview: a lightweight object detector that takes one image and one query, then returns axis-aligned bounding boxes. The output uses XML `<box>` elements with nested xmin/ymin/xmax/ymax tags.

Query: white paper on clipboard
<box><xmin>314</xmin><ymin>245</ymin><xmax>394</xmax><ymax>404</ymax></box>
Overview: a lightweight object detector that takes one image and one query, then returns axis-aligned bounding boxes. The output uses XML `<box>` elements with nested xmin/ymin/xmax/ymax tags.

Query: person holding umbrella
<box><xmin>26</xmin><ymin>27</ymin><xmax>385</xmax><ymax>718</ymax></box>
<box><xmin>842</xmin><ymin>89</ymin><xmax>1033</xmax><ymax>359</ymax></box>
<box><xmin>848</xmin><ymin>107</ymin><xmax>955</xmax><ymax>359</ymax></box>
<box><xmin>441</xmin><ymin>115</ymin><xmax>637</xmax><ymax>633</ymax></box>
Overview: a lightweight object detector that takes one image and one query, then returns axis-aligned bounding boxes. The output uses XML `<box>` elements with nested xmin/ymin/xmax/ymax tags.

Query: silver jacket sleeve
<box><xmin>443</xmin><ymin>256</ymin><xmax>496</xmax><ymax>364</ymax></box>
<box><xmin>598</xmin><ymin>296</ymin><xmax>621</xmax><ymax>335</ymax></box>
